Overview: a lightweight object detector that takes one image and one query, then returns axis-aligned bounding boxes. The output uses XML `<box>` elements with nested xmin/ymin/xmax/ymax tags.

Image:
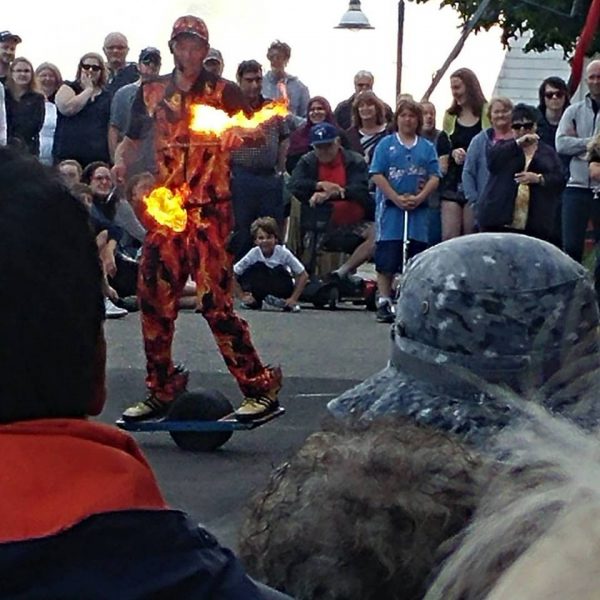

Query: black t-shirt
<box><xmin>442</xmin><ymin>119</ymin><xmax>482</xmax><ymax>199</ymax></box>
<box><xmin>53</xmin><ymin>81</ymin><xmax>111</xmax><ymax>166</ymax></box>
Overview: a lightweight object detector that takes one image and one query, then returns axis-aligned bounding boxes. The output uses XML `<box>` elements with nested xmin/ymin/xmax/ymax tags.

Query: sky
<box><xmin>5</xmin><ymin>0</ymin><xmax>508</xmax><ymax>123</ymax></box>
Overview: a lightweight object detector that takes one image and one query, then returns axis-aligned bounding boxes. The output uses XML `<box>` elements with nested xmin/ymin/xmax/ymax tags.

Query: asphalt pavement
<box><xmin>99</xmin><ymin>302</ymin><xmax>390</xmax><ymax>549</ymax></box>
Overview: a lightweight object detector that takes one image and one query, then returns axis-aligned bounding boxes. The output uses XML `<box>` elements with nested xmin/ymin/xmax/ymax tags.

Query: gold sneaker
<box><xmin>235</xmin><ymin>395</ymin><xmax>279</xmax><ymax>422</ymax></box>
<box><xmin>122</xmin><ymin>394</ymin><xmax>171</xmax><ymax>422</ymax></box>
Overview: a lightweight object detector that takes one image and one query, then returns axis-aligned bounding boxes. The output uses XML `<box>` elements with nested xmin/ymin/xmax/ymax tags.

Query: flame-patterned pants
<box><xmin>138</xmin><ymin>201</ymin><xmax>280</xmax><ymax>402</ymax></box>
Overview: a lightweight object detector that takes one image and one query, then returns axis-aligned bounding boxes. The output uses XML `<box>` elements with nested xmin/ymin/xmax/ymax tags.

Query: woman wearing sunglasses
<box><xmin>477</xmin><ymin>103</ymin><xmax>564</xmax><ymax>242</ymax></box>
<box><xmin>53</xmin><ymin>52</ymin><xmax>111</xmax><ymax>167</ymax></box>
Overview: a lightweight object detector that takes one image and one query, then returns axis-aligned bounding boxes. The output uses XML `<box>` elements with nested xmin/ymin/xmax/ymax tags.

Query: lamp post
<box><xmin>336</xmin><ymin>0</ymin><xmax>405</xmax><ymax>101</ymax></box>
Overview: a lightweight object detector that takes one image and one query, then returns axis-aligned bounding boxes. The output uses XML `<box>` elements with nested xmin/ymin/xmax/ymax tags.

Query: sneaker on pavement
<box><xmin>121</xmin><ymin>394</ymin><xmax>171</xmax><ymax>422</ymax></box>
<box><xmin>235</xmin><ymin>394</ymin><xmax>280</xmax><ymax>422</ymax></box>
<box><xmin>376</xmin><ymin>301</ymin><xmax>394</xmax><ymax>324</ymax></box>
<box><xmin>282</xmin><ymin>304</ymin><xmax>301</xmax><ymax>313</ymax></box>
<box><xmin>240</xmin><ymin>300</ymin><xmax>262</xmax><ymax>310</ymax></box>
<box><xmin>264</xmin><ymin>295</ymin><xmax>287</xmax><ymax>309</ymax></box>
<box><xmin>105</xmin><ymin>297</ymin><xmax>128</xmax><ymax>319</ymax></box>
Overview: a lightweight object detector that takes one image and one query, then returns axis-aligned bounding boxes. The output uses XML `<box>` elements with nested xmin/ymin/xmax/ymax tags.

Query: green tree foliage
<box><xmin>412</xmin><ymin>0</ymin><xmax>592</xmax><ymax>56</ymax></box>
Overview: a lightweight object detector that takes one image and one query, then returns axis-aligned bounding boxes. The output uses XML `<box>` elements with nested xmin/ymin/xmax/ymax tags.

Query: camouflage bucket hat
<box><xmin>328</xmin><ymin>234</ymin><xmax>600</xmax><ymax>444</ymax></box>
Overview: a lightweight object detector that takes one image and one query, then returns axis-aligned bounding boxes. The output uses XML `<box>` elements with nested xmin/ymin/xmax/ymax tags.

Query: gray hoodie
<box><xmin>556</xmin><ymin>94</ymin><xmax>600</xmax><ymax>189</ymax></box>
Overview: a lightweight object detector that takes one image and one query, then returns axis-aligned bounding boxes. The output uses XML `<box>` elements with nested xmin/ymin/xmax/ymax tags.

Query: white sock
<box><xmin>377</xmin><ymin>296</ymin><xmax>392</xmax><ymax>307</ymax></box>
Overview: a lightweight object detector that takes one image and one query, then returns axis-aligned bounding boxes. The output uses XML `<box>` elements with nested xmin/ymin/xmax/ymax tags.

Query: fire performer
<box><xmin>113</xmin><ymin>15</ymin><xmax>282</xmax><ymax>422</ymax></box>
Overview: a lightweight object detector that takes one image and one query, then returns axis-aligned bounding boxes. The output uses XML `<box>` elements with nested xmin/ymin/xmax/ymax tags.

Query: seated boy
<box><xmin>0</xmin><ymin>146</ymin><xmax>289</xmax><ymax>599</ymax></box>
<box><xmin>234</xmin><ymin>216</ymin><xmax>308</xmax><ymax>312</ymax></box>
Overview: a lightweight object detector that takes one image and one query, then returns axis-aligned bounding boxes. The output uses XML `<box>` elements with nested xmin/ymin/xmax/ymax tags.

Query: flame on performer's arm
<box><xmin>189</xmin><ymin>98</ymin><xmax>289</xmax><ymax>149</ymax></box>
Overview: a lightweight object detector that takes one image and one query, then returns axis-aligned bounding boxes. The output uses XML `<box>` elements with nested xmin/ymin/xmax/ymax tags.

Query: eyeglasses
<box><xmin>544</xmin><ymin>90</ymin><xmax>565</xmax><ymax>100</ymax></box>
<box><xmin>81</xmin><ymin>64</ymin><xmax>102</xmax><ymax>72</ymax></box>
<box><xmin>92</xmin><ymin>175</ymin><xmax>112</xmax><ymax>181</ymax></box>
<box><xmin>511</xmin><ymin>122</ymin><xmax>535</xmax><ymax>131</ymax></box>
<box><xmin>141</xmin><ymin>58</ymin><xmax>159</xmax><ymax>66</ymax></box>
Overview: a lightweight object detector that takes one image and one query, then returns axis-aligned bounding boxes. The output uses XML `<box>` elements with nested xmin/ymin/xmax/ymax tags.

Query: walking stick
<box><xmin>402</xmin><ymin>209</ymin><xmax>410</xmax><ymax>273</ymax></box>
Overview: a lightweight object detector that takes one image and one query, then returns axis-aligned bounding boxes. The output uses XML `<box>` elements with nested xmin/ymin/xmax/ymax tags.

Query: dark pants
<box><xmin>110</xmin><ymin>253</ymin><xmax>138</xmax><ymax>297</ymax></box>
<box><xmin>374</xmin><ymin>239</ymin><xmax>429</xmax><ymax>274</ymax></box>
<box><xmin>138</xmin><ymin>203</ymin><xmax>280</xmax><ymax>401</ymax></box>
<box><xmin>231</xmin><ymin>167</ymin><xmax>284</xmax><ymax>260</ymax></box>
<box><xmin>238</xmin><ymin>263</ymin><xmax>294</xmax><ymax>304</ymax></box>
<box><xmin>561</xmin><ymin>187</ymin><xmax>600</xmax><ymax>262</ymax></box>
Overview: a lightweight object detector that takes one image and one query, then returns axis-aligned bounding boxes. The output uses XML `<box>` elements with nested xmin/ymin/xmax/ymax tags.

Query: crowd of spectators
<box><xmin>3</xmin><ymin>19</ymin><xmax>600</xmax><ymax>600</ymax></box>
<box><xmin>1</xmin><ymin>27</ymin><xmax>598</xmax><ymax>323</ymax></box>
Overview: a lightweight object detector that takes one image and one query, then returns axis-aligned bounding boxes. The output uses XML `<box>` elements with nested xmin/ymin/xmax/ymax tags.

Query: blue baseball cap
<box><xmin>310</xmin><ymin>122</ymin><xmax>339</xmax><ymax>145</ymax></box>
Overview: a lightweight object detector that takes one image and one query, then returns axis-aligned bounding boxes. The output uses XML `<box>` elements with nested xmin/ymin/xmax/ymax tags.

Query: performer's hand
<box><xmin>220</xmin><ymin>127</ymin><xmax>246</xmax><ymax>151</ymax></box>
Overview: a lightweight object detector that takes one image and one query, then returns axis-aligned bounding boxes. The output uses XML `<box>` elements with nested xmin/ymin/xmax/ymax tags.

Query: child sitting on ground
<box><xmin>234</xmin><ymin>217</ymin><xmax>308</xmax><ymax>312</ymax></box>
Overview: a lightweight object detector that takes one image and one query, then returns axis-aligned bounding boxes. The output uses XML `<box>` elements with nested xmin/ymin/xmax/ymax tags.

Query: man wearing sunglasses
<box><xmin>537</xmin><ymin>77</ymin><xmax>570</xmax><ymax>151</ymax></box>
<box><xmin>108</xmin><ymin>47</ymin><xmax>161</xmax><ymax>174</ymax></box>
<box><xmin>556</xmin><ymin>60</ymin><xmax>600</xmax><ymax>266</ymax></box>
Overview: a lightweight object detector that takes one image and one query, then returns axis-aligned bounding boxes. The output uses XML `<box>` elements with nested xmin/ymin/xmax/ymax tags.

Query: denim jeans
<box><xmin>561</xmin><ymin>186</ymin><xmax>600</xmax><ymax>262</ymax></box>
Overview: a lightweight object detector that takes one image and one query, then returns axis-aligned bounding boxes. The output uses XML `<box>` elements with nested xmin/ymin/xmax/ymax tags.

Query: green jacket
<box><xmin>442</xmin><ymin>103</ymin><xmax>491</xmax><ymax>136</ymax></box>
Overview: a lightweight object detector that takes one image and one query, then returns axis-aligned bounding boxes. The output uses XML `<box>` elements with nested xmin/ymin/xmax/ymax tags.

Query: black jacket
<box><xmin>5</xmin><ymin>89</ymin><xmax>45</xmax><ymax>156</ymax></box>
<box><xmin>478</xmin><ymin>139</ymin><xmax>565</xmax><ymax>240</ymax></box>
<box><xmin>288</xmin><ymin>147</ymin><xmax>370</xmax><ymax>211</ymax></box>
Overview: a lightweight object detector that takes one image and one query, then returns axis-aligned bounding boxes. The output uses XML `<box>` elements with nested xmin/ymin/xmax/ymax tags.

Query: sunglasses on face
<box><xmin>81</xmin><ymin>64</ymin><xmax>101</xmax><ymax>72</ymax></box>
<box><xmin>544</xmin><ymin>90</ymin><xmax>565</xmax><ymax>100</ymax></box>
<box><xmin>511</xmin><ymin>122</ymin><xmax>535</xmax><ymax>131</ymax></box>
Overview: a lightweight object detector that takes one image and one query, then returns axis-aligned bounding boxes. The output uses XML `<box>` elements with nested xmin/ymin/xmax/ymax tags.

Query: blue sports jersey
<box><xmin>370</xmin><ymin>134</ymin><xmax>440</xmax><ymax>242</ymax></box>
